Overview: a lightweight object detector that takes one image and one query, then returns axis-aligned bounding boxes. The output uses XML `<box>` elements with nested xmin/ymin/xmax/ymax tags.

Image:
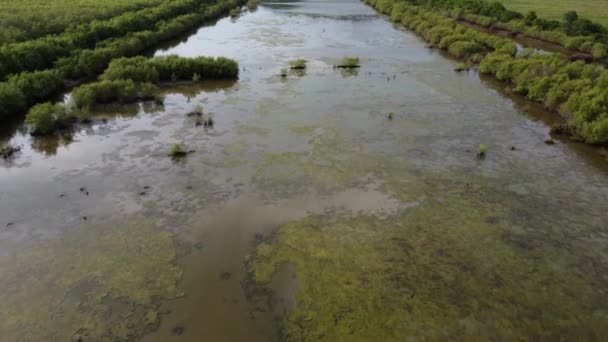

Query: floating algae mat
<box><xmin>250</xmin><ymin>173</ymin><xmax>608</xmax><ymax>340</ymax></box>
<box><xmin>0</xmin><ymin>220</ymin><xmax>182</xmax><ymax>341</ymax></box>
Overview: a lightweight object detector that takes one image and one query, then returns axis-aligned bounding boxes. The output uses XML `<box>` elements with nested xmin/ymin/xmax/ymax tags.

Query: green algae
<box><xmin>214</xmin><ymin>139</ymin><xmax>250</xmax><ymax>168</ymax></box>
<box><xmin>250</xmin><ymin>174</ymin><xmax>608</xmax><ymax>341</ymax></box>
<box><xmin>236</xmin><ymin>123</ymin><xmax>272</xmax><ymax>136</ymax></box>
<box><xmin>0</xmin><ymin>219</ymin><xmax>183</xmax><ymax>341</ymax></box>
<box><xmin>255</xmin><ymin>127</ymin><xmax>377</xmax><ymax>193</ymax></box>
<box><xmin>287</xmin><ymin>125</ymin><xmax>317</xmax><ymax>136</ymax></box>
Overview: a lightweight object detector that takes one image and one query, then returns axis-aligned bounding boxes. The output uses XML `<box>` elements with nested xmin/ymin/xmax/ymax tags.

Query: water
<box><xmin>1</xmin><ymin>0</ymin><xmax>607</xmax><ymax>340</ymax></box>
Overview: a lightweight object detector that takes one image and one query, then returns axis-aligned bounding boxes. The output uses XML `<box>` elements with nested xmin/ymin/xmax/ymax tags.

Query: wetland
<box><xmin>1</xmin><ymin>0</ymin><xmax>608</xmax><ymax>340</ymax></box>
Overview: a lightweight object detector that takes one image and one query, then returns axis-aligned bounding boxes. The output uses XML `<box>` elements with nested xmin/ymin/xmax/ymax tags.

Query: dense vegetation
<box><xmin>24</xmin><ymin>55</ymin><xmax>238</xmax><ymax>134</ymax></box>
<box><xmin>0</xmin><ymin>0</ymin><xmax>245</xmax><ymax>121</ymax></box>
<box><xmin>367</xmin><ymin>0</ymin><xmax>608</xmax><ymax>144</ymax></box>
<box><xmin>24</xmin><ymin>103</ymin><xmax>75</xmax><ymax>135</ymax></box>
<box><xmin>382</xmin><ymin>0</ymin><xmax>608</xmax><ymax>59</ymax></box>
<box><xmin>71</xmin><ymin>80</ymin><xmax>161</xmax><ymax>109</ymax></box>
<box><xmin>0</xmin><ymin>0</ymin><xmax>165</xmax><ymax>45</ymax></box>
<box><xmin>101</xmin><ymin>55</ymin><xmax>239</xmax><ymax>83</ymax></box>
<box><xmin>479</xmin><ymin>53</ymin><xmax>608</xmax><ymax>143</ymax></box>
<box><xmin>0</xmin><ymin>0</ymin><xmax>201</xmax><ymax>80</ymax></box>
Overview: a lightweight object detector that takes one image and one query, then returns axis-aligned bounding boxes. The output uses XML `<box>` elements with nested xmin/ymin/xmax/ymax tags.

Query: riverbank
<box><xmin>365</xmin><ymin>0</ymin><xmax>608</xmax><ymax>145</ymax></box>
<box><xmin>1</xmin><ymin>1</ymin><xmax>608</xmax><ymax>341</ymax></box>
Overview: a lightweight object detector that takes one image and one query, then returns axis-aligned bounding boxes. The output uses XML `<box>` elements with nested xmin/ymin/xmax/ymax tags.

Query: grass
<box><xmin>496</xmin><ymin>0</ymin><xmax>608</xmax><ymax>27</ymax></box>
<box><xmin>247</xmin><ymin>0</ymin><xmax>258</xmax><ymax>10</ymax></box>
<box><xmin>168</xmin><ymin>143</ymin><xmax>187</xmax><ymax>158</ymax></box>
<box><xmin>289</xmin><ymin>59</ymin><xmax>307</xmax><ymax>70</ymax></box>
<box><xmin>477</xmin><ymin>144</ymin><xmax>488</xmax><ymax>158</ymax></box>
<box><xmin>336</xmin><ymin>57</ymin><xmax>360</xmax><ymax>68</ymax></box>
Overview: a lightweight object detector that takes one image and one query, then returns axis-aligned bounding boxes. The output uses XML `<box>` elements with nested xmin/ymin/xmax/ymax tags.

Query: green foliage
<box><xmin>72</xmin><ymin>80</ymin><xmax>159</xmax><ymax>108</ymax></box>
<box><xmin>288</xmin><ymin>59</ymin><xmax>307</xmax><ymax>69</ymax></box>
<box><xmin>24</xmin><ymin>102</ymin><xmax>74</xmax><ymax>135</ymax></box>
<box><xmin>0</xmin><ymin>0</ymin><xmax>165</xmax><ymax>44</ymax></box>
<box><xmin>101</xmin><ymin>56</ymin><xmax>160</xmax><ymax>83</ymax></box>
<box><xmin>391</xmin><ymin>0</ymin><xmax>608</xmax><ymax>57</ymax></box>
<box><xmin>337</xmin><ymin>57</ymin><xmax>360</xmax><ymax>68</ymax></box>
<box><xmin>148</xmin><ymin>55</ymin><xmax>239</xmax><ymax>81</ymax></box>
<box><xmin>247</xmin><ymin>0</ymin><xmax>258</xmax><ymax>10</ymax></box>
<box><xmin>168</xmin><ymin>143</ymin><xmax>187</xmax><ymax>157</ymax></box>
<box><xmin>454</xmin><ymin>62</ymin><xmax>468</xmax><ymax>72</ymax></box>
<box><xmin>0</xmin><ymin>0</ymin><xmax>245</xmax><ymax>120</ymax></box>
<box><xmin>230</xmin><ymin>7</ymin><xmax>241</xmax><ymax>17</ymax></box>
<box><xmin>477</xmin><ymin>143</ymin><xmax>488</xmax><ymax>157</ymax></box>
<box><xmin>101</xmin><ymin>55</ymin><xmax>239</xmax><ymax>83</ymax></box>
<box><xmin>8</xmin><ymin>70</ymin><xmax>64</xmax><ymax>105</ymax></box>
<box><xmin>0</xmin><ymin>83</ymin><xmax>27</xmax><ymax>119</ymax></box>
<box><xmin>479</xmin><ymin>50</ymin><xmax>608</xmax><ymax>143</ymax></box>
<box><xmin>367</xmin><ymin>0</ymin><xmax>608</xmax><ymax>144</ymax></box>
<box><xmin>280</xmin><ymin>68</ymin><xmax>288</xmax><ymax>78</ymax></box>
<box><xmin>448</xmin><ymin>41</ymin><xmax>486</xmax><ymax>59</ymax></box>
<box><xmin>0</xmin><ymin>0</ymin><xmax>203</xmax><ymax>81</ymax></box>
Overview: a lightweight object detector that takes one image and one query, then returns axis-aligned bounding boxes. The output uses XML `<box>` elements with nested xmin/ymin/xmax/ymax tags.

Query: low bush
<box><xmin>337</xmin><ymin>57</ymin><xmax>360</xmax><ymax>68</ymax></box>
<box><xmin>25</xmin><ymin>102</ymin><xmax>75</xmax><ymax>135</ymax></box>
<box><xmin>289</xmin><ymin>59</ymin><xmax>307</xmax><ymax>69</ymax></box>
<box><xmin>0</xmin><ymin>83</ymin><xmax>27</xmax><ymax>119</ymax></box>
<box><xmin>101</xmin><ymin>55</ymin><xmax>239</xmax><ymax>83</ymax></box>
<box><xmin>366</xmin><ymin>0</ymin><xmax>608</xmax><ymax>145</ymax></box>
<box><xmin>72</xmin><ymin>80</ymin><xmax>160</xmax><ymax>108</ymax></box>
<box><xmin>168</xmin><ymin>143</ymin><xmax>187</xmax><ymax>157</ymax></box>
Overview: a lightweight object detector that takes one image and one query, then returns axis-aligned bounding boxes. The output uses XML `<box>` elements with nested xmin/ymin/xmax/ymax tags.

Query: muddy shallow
<box><xmin>1</xmin><ymin>0</ymin><xmax>608</xmax><ymax>341</ymax></box>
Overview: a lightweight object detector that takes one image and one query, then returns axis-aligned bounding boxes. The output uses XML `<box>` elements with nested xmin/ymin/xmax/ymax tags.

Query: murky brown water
<box><xmin>1</xmin><ymin>0</ymin><xmax>608</xmax><ymax>341</ymax></box>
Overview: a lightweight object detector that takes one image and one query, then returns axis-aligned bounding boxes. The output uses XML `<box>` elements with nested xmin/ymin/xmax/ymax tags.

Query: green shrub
<box><xmin>72</xmin><ymin>80</ymin><xmax>159</xmax><ymax>108</ymax></box>
<box><xmin>8</xmin><ymin>70</ymin><xmax>63</xmax><ymax>105</ymax></box>
<box><xmin>289</xmin><ymin>59</ymin><xmax>307</xmax><ymax>69</ymax></box>
<box><xmin>337</xmin><ymin>57</ymin><xmax>360</xmax><ymax>68</ymax></box>
<box><xmin>247</xmin><ymin>0</ymin><xmax>258</xmax><ymax>10</ymax></box>
<box><xmin>448</xmin><ymin>41</ymin><xmax>486</xmax><ymax>59</ymax></box>
<box><xmin>149</xmin><ymin>55</ymin><xmax>239</xmax><ymax>81</ymax></box>
<box><xmin>0</xmin><ymin>0</ymin><xmax>245</xmax><ymax>120</ymax></box>
<box><xmin>592</xmin><ymin>43</ymin><xmax>607</xmax><ymax>59</ymax></box>
<box><xmin>101</xmin><ymin>56</ymin><xmax>160</xmax><ymax>83</ymax></box>
<box><xmin>100</xmin><ymin>55</ymin><xmax>239</xmax><ymax>83</ymax></box>
<box><xmin>477</xmin><ymin>144</ymin><xmax>488</xmax><ymax>157</ymax></box>
<box><xmin>366</xmin><ymin>0</ymin><xmax>608</xmax><ymax>144</ymax></box>
<box><xmin>168</xmin><ymin>143</ymin><xmax>187</xmax><ymax>157</ymax></box>
<box><xmin>25</xmin><ymin>102</ymin><xmax>74</xmax><ymax>135</ymax></box>
<box><xmin>0</xmin><ymin>83</ymin><xmax>27</xmax><ymax>119</ymax></box>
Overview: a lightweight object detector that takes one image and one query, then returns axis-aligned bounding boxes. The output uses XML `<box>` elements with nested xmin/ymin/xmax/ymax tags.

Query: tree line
<box><xmin>0</xmin><ymin>0</ymin><xmax>245</xmax><ymax>120</ymax></box>
<box><xmin>0</xmin><ymin>0</ymin><xmax>165</xmax><ymax>45</ymax></box>
<box><xmin>0</xmin><ymin>0</ymin><xmax>203</xmax><ymax>81</ymax></box>
<box><xmin>368</xmin><ymin>0</ymin><xmax>608</xmax><ymax>144</ymax></box>
<box><xmin>387</xmin><ymin>0</ymin><xmax>607</xmax><ymax>59</ymax></box>
<box><xmin>25</xmin><ymin>55</ymin><xmax>239</xmax><ymax>134</ymax></box>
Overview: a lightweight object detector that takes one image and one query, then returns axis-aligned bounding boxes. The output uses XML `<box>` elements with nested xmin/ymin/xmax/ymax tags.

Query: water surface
<box><xmin>1</xmin><ymin>0</ymin><xmax>608</xmax><ymax>340</ymax></box>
